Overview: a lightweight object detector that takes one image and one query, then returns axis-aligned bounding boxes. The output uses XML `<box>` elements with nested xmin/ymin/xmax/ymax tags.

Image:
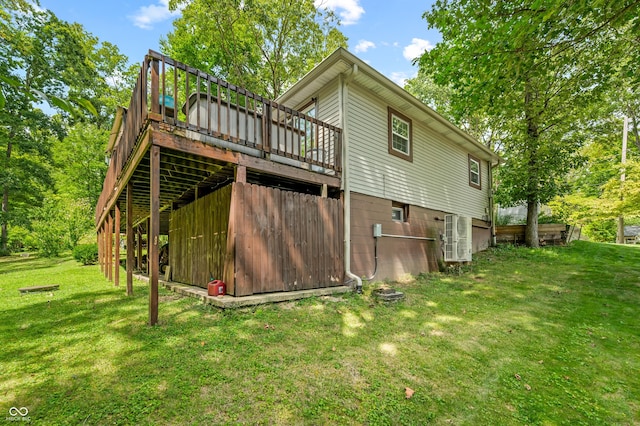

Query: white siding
<box><xmin>346</xmin><ymin>84</ymin><xmax>490</xmax><ymax>220</ymax></box>
<box><xmin>315</xmin><ymin>81</ymin><xmax>341</xmax><ymax>128</ymax></box>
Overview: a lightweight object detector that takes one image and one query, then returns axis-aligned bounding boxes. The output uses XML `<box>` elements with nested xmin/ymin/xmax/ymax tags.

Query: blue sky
<box><xmin>40</xmin><ymin>0</ymin><xmax>440</xmax><ymax>87</ymax></box>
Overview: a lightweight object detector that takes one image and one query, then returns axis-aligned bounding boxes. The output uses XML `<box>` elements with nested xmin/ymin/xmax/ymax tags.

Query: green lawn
<box><xmin>1</xmin><ymin>241</ymin><xmax>639</xmax><ymax>425</ymax></box>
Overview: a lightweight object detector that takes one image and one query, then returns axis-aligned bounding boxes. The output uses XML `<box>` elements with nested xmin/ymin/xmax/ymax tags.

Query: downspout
<box><xmin>340</xmin><ymin>63</ymin><xmax>362</xmax><ymax>293</ymax></box>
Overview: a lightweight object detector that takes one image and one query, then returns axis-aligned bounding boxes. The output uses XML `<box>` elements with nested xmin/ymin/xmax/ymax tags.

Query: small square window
<box><xmin>391</xmin><ymin>207</ymin><xmax>404</xmax><ymax>221</ymax></box>
<box><xmin>469</xmin><ymin>155</ymin><xmax>481</xmax><ymax>189</ymax></box>
<box><xmin>388</xmin><ymin>107</ymin><xmax>413</xmax><ymax>162</ymax></box>
<box><xmin>391</xmin><ymin>202</ymin><xmax>409</xmax><ymax>222</ymax></box>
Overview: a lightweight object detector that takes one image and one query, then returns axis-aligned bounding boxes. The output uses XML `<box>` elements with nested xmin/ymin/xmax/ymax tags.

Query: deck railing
<box><xmin>96</xmin><ymin>50</ymin><xmax>343</xmax><ymax>224</ymax></box>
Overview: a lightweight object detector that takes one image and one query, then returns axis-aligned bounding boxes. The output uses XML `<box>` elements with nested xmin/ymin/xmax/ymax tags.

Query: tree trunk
<box><xmin>1</xmin><ymin>140</ymin><xmax>12</xmax><ymax>252</ymax></box>
<box><xmin>617</xmin><ymin>216</ymin><xmax>625</xmax><ymax>244</ymax></box>
<box><xmin>524</xmin><ymin>82</ymin><xmax>540</xmax><ymax>248</ymax></box>
<box><xmin>1</xmin><ymin>187</ymin><xmax>8</xmax><ymax>252</ymax></box>
<box><xmin>525</xmin><ymin>200</ymin><xmax>539</xmax><ymax>247</ymax></box>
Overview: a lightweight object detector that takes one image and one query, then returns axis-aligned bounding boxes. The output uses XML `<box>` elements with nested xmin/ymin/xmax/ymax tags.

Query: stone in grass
<box><xmin>373</xmin><ymin>285</ymin><xmax>405</xmax><ymax>302</ymax></box>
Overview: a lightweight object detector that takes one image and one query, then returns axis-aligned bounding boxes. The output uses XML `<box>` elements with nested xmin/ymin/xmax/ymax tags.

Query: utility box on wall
<box><xmin>373</xmin><ymin>223</ymin><xmax>382</xmax><ymax>238</ymax></box>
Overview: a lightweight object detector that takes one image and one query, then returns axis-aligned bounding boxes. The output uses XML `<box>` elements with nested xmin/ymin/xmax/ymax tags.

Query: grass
<box><xmin>0</xmin><ymin>241</ymin><xmax>639</xmax><ymax>425</ymax></box>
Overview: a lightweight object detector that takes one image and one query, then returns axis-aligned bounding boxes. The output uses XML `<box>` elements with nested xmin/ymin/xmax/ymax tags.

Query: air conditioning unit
<box><xmin>444</xmin><ymin>214</ymin><xmax>472</xmax><ymax>262</ymax></box>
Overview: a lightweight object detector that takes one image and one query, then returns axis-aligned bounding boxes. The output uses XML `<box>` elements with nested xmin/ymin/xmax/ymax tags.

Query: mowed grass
<box><xmin>0</xmin><ymin>241</ymin><xmax>639</xmax><ymax>425</ymax></box>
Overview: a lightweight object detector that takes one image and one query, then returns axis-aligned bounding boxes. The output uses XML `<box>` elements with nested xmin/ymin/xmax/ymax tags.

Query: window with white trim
<box><xmin>469</xmin><ymin>154</ymin><xmax>481</xmax><ymax>189</ymax></box>
<box><xmin>388</xmin><ymin>107</ymin><xmax>413</xmax><ymax>162</ymax></box>
<box><xmin>391</xmin><ymin>202</ymin><xmax>409</xmax><ymax>222</ymax></box>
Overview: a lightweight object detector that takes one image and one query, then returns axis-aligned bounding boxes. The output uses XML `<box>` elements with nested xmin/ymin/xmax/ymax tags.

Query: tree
<box><xmin>0</xmin><ymin>4</ymin><xmax>132</xmax><ymax>252</ymax></box>
<box><xmin>163</xmin><ymin>0</ymin><xmax>348</xmax><ymax>99</ymax></box>
<box><xmin>418</xmin><ymin>0</ymin><xmax>639</xmax><ymax>247</ymax></box>
<box><xmin>53</xmin><ymin>123</ymin><xmax>108</xmax><ymax>207</ymax></box>
<box><xmin>405</xmin><ymin>71</ymin><xmax>507</xmax><ymax>152</ymax></box>
<box><xmin>550</xmin><ymin>76</ymin><xmax>640</xmax><ymax>239</ymax></box>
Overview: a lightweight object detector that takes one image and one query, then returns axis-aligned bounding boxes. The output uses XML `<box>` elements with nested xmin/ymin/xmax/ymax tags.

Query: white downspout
<box><xmin>340</xmin><ymin>63</ymin><xmax>362</xmax><ymax>292</ymax></box>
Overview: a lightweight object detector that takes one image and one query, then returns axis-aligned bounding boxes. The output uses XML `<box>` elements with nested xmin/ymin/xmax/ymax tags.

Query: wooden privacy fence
<box><xmin>169</xmin><ymin>184</ymin><xmax>232</xmax><ymax>288</ymax></box>
<box><xmin>168</xmin><ymin>182</ymin><xmax>344</xmax><ymax>296</ymax></box>
<box><xmin>230</xmin><ymin>182</ymin><xmax>344</xmax><ymax>296</ymax></box>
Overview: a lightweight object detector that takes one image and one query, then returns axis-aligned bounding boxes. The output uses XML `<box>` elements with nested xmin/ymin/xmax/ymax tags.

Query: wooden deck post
<box><xmin>126</xmin><ymin>182</ymin><xmax>134</xmax><ymax>296</ymax></box>
<box><xmin>98</xmin><ymin>229</ymin><xmax>103</xmax><ymax>274</ymax></box>
<box><xmin>114</xmin><ymin>202</ymin><xmax>121</xmax><ymax>287</ymax></box>
<box><xmin>103</xmin><ymin>220</ymin><xmax>107</xmax><ymax>278</ymax></box>
<box><xmin>146</xmin><ymin>217</ymin><xmax>151</xmax><ymax>275</ymax></box>
<box><xmin>236</xmin><ymin>165</ymin><xmax>246</xmax><ymax>183</ymax></box>
<box><xmin>149</xmin><ymin>145</ymin><xmax>160</xmax><ymax>326</ymax></box>
<box><xmin>107</xmin><ymin>213</ymin><xmax>113</xmax><ymax>282</ymax></box>
<box><xmin>150</xmin><ymin>57</ymin><xmax>159</xmax><ymax>114</ymax></box>
<box><xmin>136</xmin><ymin>225</ymin><xmax>142</xmax><ymax>271</ymax></box>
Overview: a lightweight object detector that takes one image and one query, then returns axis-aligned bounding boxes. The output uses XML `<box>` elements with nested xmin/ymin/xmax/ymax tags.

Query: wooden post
<box><xmin>236</xmin><ymin>165</ymin><xmax>246</xmax><ymax>183</ymax></box>
<box><xmin>98</xmin><ymin>230</ymin><xmax>103</xmax><ymax>274</ymax></box>
<box><xmin>114</xmin><ymin>203</ymin><xmax>121</xmax><ymax>287</ymax></box>
<box><xmin>146</xmin><ymin>217</ymin><xmax>151</xmax><ymax>275</ymax></box>
<box><xmin>107</xmin><ymin>213</ymin><xmax>113</xmax><ymax>282</ymax></box>
<box><xmin>103</xmin><ymin>223</ymin><xmax>108</xmax><ymax>279</ymax></box>
<box><xmin>137</xmin><ymin>225</ymin><xmax>143</xmax><ymax>271</ymax></box>
<box><xmin>126</xmin><ymin>183</ymin><xmax>134</xmax><ymax>296</ymax></box>
<box><xmin>149</xmin><ymin>145</ymin><xmax>160</xmax><ymax>326</ymax></box>
<box><xmin>151</xmin><ymin>57</ymin><xmax>160</xmax><ymax>114</ymax></box>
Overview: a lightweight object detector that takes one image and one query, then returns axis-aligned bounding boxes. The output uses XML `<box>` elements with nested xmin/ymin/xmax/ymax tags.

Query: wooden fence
<box><xmin>169</xmin><ymin>185</ymin><xmax>232</xmax><ymax>287</ymax></box>
<box><xmin>496</xmin><ymin>224</ymin><xmax>568</xmax><ymax>245</ymax></box>
<box><xmin>168</xmin><ymin>182</ymin><xmax>344</xmax><ymax>296</ymax></box>
<box><xmin>230</xmin><ymin>182</ymin><xmax>344</xmax><ymax>296</ymax></box>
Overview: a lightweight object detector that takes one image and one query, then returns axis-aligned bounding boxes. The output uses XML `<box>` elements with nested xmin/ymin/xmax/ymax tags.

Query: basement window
<box><xmin>392</xmin><ymin>202</ymin><xmax>409</xmax><ymax>222</ymax></box>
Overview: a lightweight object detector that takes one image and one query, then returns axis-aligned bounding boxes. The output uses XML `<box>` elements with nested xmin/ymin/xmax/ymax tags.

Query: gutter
<box><xmin>340</xmin><ymin>63</ymin><xmax>362</xmax><ymax>293</ymax></box>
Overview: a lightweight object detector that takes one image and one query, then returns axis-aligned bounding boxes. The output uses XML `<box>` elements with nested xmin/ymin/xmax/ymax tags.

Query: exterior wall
<box><xmin>472</xmin><ymin>222</ymin><xmax>491</xmax><ymax>253</ymax></box>
<box><xmin>351</xmin><ymin>193</ymin><xmax>491</xmax><ymax>281</ymax></box>
<box><xmin>316</xmin><ymin>80</ymin><xmax>341</xmax><ymax>128</ymax></box>
<box><xmin>346</xmin><ymin>83</ymin><xmax>491</xmax><ymax>221</ymax></box>
<box><xmin>350</xmin><ymin>192</ymin><xmax>441</xmax><ymax>280</ymax></box>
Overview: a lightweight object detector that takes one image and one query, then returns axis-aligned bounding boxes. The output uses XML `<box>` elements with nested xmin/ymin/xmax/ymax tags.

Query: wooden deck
<box><xmin>94</xmin><ymin>51</ymin><xmax>344</xmax><ymax>325</ymax></box>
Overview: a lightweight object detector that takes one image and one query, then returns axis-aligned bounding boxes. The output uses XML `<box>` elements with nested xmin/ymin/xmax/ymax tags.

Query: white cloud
<box><xmin>388</xmin><ymin>71</ymin><xmax>416</xmax><ymax>87</ymax></box>
<box><xmin>402</xmin><ymin>38</ymin><xmax>435</xmax><ymax>62</ymax></box>
<box><xmin>354</xmin><ymin>40</ymin><xmax>375</xmax><ymax>53</ymax></box>
<box><xmin>314</xmin><ymin>0</ymin><xmax>364</xmax><ymax>25</ymax></box>
<box><xmin>129</xmin><ymin>0</ymin><xmax>181</xmax><ymax>30</ymax></box>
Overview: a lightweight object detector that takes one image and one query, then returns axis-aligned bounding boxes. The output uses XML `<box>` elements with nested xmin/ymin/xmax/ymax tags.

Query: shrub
<box><xmin>73</xmin><ymin>243</ymin><xmax>99</xmax><ymax>265</ymax></box>
<box><xmin>583</xmin><ymin>219</ymin><xmax>616</xmax><ymax>242</ymax></box>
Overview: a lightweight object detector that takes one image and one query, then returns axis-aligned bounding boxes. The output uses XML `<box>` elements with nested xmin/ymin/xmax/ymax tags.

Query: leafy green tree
<box><xmin>418</xmin><ymin>0</ymin><xmax>639</xmax><ymax>247</ymax></box>
<box><xmin>163</xmin><ymin>0</ymin><xmax>348</xmax><ymax>99</ymax></box>
<box><xmin>1</xmin><ymin>3</ymin><xmax>133</xmax><ymax>252</ymax></box>
<box><xmin>405</xmin><ymin>71</ymin><xmax>507</xmax><ymax>151</ymax></box>
<box><xmin>53</xmin><ymin>123</ymin><xmax>108</xmax><ymax>206</ymax></box>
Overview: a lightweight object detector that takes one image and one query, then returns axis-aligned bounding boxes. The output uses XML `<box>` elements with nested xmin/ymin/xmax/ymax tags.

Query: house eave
<box><xmin>278</xmin><ymin>48</ymin><xmax>501</xmax><ymax>165</ymax></box>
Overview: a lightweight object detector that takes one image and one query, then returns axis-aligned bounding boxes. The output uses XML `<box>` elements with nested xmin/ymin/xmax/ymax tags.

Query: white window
<box><xmin>392</xmin><ymin>116</ymin><xmax>409</xmax><ymax>154</ymax></box>
<box><xmin>388</xmin><ymin>107</ymin><xmax>413</xmax><ymax>162</ymax></box>
<box><xmin>391</xmin><ymin>207</ymin><xmax>404</xmax><ymax>221</ymax></box>
<box><xmin>391</xmin><ymin>202</ymin><xmax>408</xmax><ymax>222</ymax></box>
<box><xmin>469</xmin><ymin>155</ymin><xmax>481</xmax><ymax>189</ymax></box>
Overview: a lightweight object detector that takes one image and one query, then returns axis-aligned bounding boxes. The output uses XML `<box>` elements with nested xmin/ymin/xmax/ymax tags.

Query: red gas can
<box><xmin>208</xmin><ymin>279</ymin><xmax>226</xmax><ymax>297</ymax></box>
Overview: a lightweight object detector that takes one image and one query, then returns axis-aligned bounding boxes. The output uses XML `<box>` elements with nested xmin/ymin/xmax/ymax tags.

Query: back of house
<box><xmin>278</xmin><ymin>48</ymin><xmax>499</xmax><ymax>280</ymax></box>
